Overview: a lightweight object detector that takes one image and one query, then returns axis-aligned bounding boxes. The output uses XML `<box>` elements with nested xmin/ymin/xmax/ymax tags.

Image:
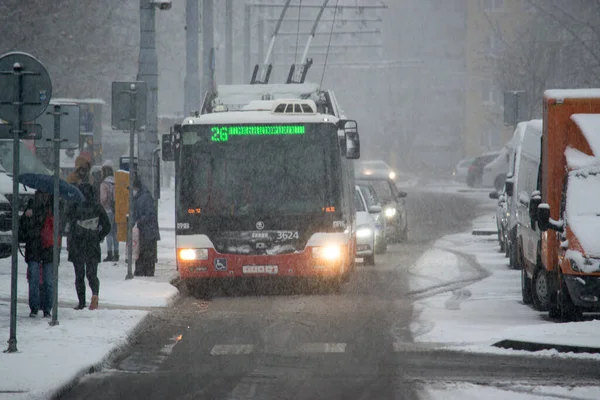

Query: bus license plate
<box><xmin>242</xmin><ymin>265</ymin><xmax>278</xmax><ymax>275</ymax></box>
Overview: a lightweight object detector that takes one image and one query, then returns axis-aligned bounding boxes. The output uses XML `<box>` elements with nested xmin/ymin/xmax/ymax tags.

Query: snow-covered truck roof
<box><xmin>544</xmin><ymin>89</ymin><xmax>600</xmax><ymax>100</ymax></box>
<box><xmin>570</xmin><ymin>114</ymin><xmax>600</xmax><ymax>156</ymax></box>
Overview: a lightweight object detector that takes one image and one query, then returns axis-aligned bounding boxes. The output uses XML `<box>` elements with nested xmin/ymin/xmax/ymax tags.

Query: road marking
<box><xmin>211</xmin><ymin>344</ymin><xmax>254</xmax><ymax>355</ymax></box>
<box><xmin>299</xmin><ymin>342</ymin><xmax>346</xmax><ymax>353</ymax></box>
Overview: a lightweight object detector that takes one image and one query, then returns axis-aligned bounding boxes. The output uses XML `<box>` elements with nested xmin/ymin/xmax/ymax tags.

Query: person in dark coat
<box><xmin>19</xmin><ymin>192</ymin><xmax>56</xmax><ymax>318</ymax></box>
<box><xmin>132</xmin><ymin>177</ymin><xmax>160</xmax><ymax>277</ymax></box>
<box><xmin>66</xmin><ymin>184</ymin><xmax>110</xmax><ymax>310</ymax></box>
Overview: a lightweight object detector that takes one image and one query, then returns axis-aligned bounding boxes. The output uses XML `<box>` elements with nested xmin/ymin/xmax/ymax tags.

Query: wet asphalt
<box><xmin>57</xmin><ymin>191</ymin><xmax>600</xmax><ymax>400</ymax></box>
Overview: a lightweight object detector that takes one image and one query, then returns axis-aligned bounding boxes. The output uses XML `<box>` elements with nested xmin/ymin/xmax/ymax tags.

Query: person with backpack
<box><xmin>66</xmin><ymin>183</ymin><xmax>111</xmax><ymax>310</ymax></box>
<box><xmin>100</xmin><ymin>162</ymin><xmax>118</xmax><ymax>261</ymax></box>
<box><xmin>19</xmin><ymin>192</ymin><xmax>57</xmax><ymax>318</ymax></box>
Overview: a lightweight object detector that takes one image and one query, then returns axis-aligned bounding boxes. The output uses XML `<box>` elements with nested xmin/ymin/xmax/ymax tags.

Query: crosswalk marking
<box><xmin>210</xmin><ymin>344</ymin><xmax>254</xmax><ymax>355</ymax></box>
<box><xmin>299</xmin><ymin>342</ymin><xmax>347</xmax><ymax>353</ymax></box>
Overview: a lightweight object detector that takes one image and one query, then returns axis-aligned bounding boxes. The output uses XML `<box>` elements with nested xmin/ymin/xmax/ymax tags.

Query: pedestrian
<box><xmin>18</xmin><ymin>193</ymin><xmax>56</xmax><ymax>318</ymax></box>
<box><xmin>100</xmin><ymin>161</ymin><xmax>119</xmax><ymax>262</ymax></box>
<box><xmin>132</xmin><ymin>177</ymin><xmax>160</xmax><ymax>277</ymax></box>
<box><xmin>66</xmin><ymin>154</ymin><xmax>94</xmax><ymax>187</ymax></box>
<box><xmin>66</xmin><ymin>183</ymin><xmax>110</xmax><ymax>310</ymax></box>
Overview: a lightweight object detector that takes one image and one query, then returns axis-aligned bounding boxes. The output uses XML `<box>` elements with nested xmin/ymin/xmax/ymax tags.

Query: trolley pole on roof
<box><xmin>184</xmin><ymin>0</ymin><xmax>200</xmax><ymax>116</ymax></box>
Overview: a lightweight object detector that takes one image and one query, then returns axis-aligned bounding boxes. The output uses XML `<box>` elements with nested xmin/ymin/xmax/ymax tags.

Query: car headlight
<box><xmin>178</xmin><ymin>248</ymin><xmax>209</xmax><ymax>261</ymax></box>
<box><xmin>312</xmin><ymin>245</ymin><xmax>342</xmax><ymax>261</ymax></box>
<box><xmin>385</xmin><ymin>207</ymin><xmax>397</xmax><ymax>218</ymax></box>
<box><xmin>389</xmin><ymin>171</ymin><xmax>396</xmax><ymax>180</ymax></box>
<box><xmin>356</xmin><ymin>225</ymin><xmax>373</xmax><ymax>238</ymax></box>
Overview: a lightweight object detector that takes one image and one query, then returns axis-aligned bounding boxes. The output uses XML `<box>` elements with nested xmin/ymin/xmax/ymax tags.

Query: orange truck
<box><xmin>527</xmin><ymin>89</ymin><xmax>600</xmax><ymax>320</ymax></box>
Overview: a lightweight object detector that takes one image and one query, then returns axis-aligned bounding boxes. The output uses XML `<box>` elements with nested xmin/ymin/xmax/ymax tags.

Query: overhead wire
<box><xmin>294</xmin><ymin>0</ymin><xmax>302</xmax><ymax>63</ymax></box>
<box><xmin>319</xmin><ymin>0</ymin><xmax>340</xmax><ymax>89</ymax></box>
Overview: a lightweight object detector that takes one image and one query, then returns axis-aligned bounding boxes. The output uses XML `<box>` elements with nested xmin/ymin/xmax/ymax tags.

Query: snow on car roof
<box><xmin>544</xmin><ymin>89</ymin><xmax>600</xmax><ymax>100</ymax></box>
<box><xmin>571</xmin><ymin>114</ymin><xmax>600</xmax><ymax>157</ymax></box>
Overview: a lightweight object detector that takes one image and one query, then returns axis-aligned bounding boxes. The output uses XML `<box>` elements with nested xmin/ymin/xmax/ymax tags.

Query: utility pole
<box><xmin>137</xmin><ymin>0</ymin><xmax>170</xmax><ymax>194</ymax></box>
<box><xmin>202</xmin><ymin>0</ymin><xmax>215</xmax><ymax>96</ymax></box>
<box><xmin>225</xmin><ymin>0</ymin><xmax>233</xmax><ymax>84</ymax></box>
<box><xmin>185</xmin><ymin>0</ymin><xmax>200</xmax><ymax>116</ymax></box>
<box><xmin>244</xmin><ymin>4</ymin><xmax>251</xmax><ymax>82</ymax></box>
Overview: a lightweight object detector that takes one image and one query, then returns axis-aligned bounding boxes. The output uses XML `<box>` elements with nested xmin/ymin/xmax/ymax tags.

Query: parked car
<box><xmin>467</xmin><ymin>152</ymin><xmax>499</xmax><ymax>188</ymax></box>
<box><xmin>481</xmin><ymin>147</ymin><xmax>510</xmax><ymax>191</ymax></box>
<box><xmin>490</xmin><ymin>189</ymin><xmax>509</xmax><ymax>256</ymax></box>
<box><xmin>356</xmin><ymin>171</ymin><xmax>408</xmax><ymax>243</ymax></box>
<box><xmin>357</xmin><ymin>182</ymin><xmax>387</xmax><ymax>254</ymax></box>
<box><xmin>453</xmin><ymin>158</ymin><xmax>474</xmax><ymax>184</ymax></box>
<box><xmin>354</xmin><ymin>186</ymin><xmax>380</xmax><ymax>265</ymax></box>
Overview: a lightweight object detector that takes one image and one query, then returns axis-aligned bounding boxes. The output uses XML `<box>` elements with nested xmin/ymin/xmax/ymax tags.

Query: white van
<box><xmin>504</xmin><ymin>122</ymin><xmax>528</xmax><ymax>268</ymax></box>
<box><xmin>513</xmin><ymin>120</ymin><xmax>543</xmax><ymax>287</ymax></box>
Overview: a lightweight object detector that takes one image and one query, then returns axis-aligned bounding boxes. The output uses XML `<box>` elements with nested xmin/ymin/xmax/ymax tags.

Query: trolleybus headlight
<box><xmin>385</xmin><ymin>207</ymin><xmax>397</xmax><ymax>218</ymax></box>
<box><xmin>178</xmin><ymin>248</ymin><xmax>209</xmax><ymax>261</ymax></box>
<box><xmin>356</xmin><ymin>225</ymin><xmax>373</xmax><ymax>238</ymax></box>
<box><xmin>312</xmin><ymin>245</ymin><xmax>342</xmax><ymax>261</ymax></box>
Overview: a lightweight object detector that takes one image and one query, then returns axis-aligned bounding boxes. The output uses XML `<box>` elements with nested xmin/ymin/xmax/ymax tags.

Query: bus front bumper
<box><xmin>178</xmin><ymin>247</ymin><xmax>349</xmax><ymax>280</ymax></box>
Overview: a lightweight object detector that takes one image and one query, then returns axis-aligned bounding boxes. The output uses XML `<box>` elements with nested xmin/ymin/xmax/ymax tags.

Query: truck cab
<box><xmin>525</xmin><ymin>89</ymin><xmax>600</xmax><ymax>320</ymax></box>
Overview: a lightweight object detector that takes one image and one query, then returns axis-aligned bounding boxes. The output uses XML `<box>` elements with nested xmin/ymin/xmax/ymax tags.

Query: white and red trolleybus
<box><xmin>163</xmin><ymin>98</ymin><xmax>361</xmax><ymax>290</ymax></box>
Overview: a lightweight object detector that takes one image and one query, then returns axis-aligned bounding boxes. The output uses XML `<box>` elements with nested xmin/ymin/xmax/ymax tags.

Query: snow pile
<box><xmin>566</xmin><ymin>168</ymin><xmax>600</xmax><ymax>258</ymax></box>
<box><xmin>410</xmin><ymin>209</ymin><xmax>600</xmax><ymax>358</ymax></box>
<box><xmin>0</xmin><ymin>302</ymin><xmax>145</xmax><ymax>400</ymax></box>
<box><xmin>545</xmin><ymin>88</ymin><xmax>600</xmax><ymax>100</ymax></box>
<box><xmin>424</xmin><ymin>383</ymin><xmax>600</xmax><ymax>400</ymax></box>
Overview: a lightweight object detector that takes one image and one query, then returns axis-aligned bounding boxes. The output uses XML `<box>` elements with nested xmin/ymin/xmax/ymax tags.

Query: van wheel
<box><xmin>364</xmin><ymin>254</ymin><xmax>375</xmax><ymax>266</ymax></box>
<box><xmin>521</xmin><ymin>268</ymin><xmax>533</xmax><ymax>305</ymax></box>
<box><xmin>532</xmin><ymin>267</ymin><xmax>550</xmax><ymax>311</ymax></box>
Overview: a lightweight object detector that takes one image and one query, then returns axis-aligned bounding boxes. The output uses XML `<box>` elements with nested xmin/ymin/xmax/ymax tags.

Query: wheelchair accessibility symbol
<box><xmin>214</xmin><ymin>258</ymin><xmax>227</xmax><ymax>271</ymax></box>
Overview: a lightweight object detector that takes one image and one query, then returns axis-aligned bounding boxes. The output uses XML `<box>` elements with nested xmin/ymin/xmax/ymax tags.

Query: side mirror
<box><xmin>339</xmin><ymin>120</ymin><xmax>360</xmax><ymax>159</ymax></box>
<box><xmin>397</xmin><ymin>191</ymin><xmax>407</xmax><ymax>199</ymax></box>
<box><xmin>537</xmin><ymin>203</ymin><xmax>550</xmax><ymax>232</ymax></box>
<box><xmin>489</xmin><ymin>191</ymin><xmax>500</xmax><ymax>200</ymax></box>
<box><xmin>368</xmin><ymin>205</ymin><xmax>382</xmax><ymax>214</ymax></box>
<box><xmin>162</xmin><ymin>133</ymin><xmax>174</xmax><ymax>162</ymax></box>
<box><xmin>529</xmin><ymin>192</ymin><xmax>541</xmax><ymax>223</ymax></box>
<box><xmin>505</xmin><ymin>179</ymin><xmax>514</xmax><ymax>197</ymax></box>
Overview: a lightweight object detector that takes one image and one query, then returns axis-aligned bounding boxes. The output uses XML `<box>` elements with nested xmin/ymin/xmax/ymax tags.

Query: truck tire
<box><xmin>521</xmin><ymin>268</ymin><xmax>533</xmax><ymax>305</ymax></box>
<box><xmin>549</xmin><ymin>273</ymin><xmax>582</xmax><ymax>321</ymax></box>
<box><xmin>532</xmin><ymin>267</ymin><xmax>550</xmax><ymax>311</ymax></box>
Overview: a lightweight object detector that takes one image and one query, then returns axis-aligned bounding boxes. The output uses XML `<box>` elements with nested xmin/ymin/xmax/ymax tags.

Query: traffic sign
<box><xmin>111</xmin><ymin>81</ymin><xmax>147</xmax><ymax>131</ymax></box>
<box><xmin>0</xmin><ymin>122</ymin><xmax>42</xmax><ymax>139</ymax></box>
<box><xmin>0</xmin><ymin>52</ymin><xmax>52</xmax><ymax>123</ymax></box>
<box><xmin>35</xmin><ymin>103</ymin><xmax>80</xmax><ymax>149</ymax></box>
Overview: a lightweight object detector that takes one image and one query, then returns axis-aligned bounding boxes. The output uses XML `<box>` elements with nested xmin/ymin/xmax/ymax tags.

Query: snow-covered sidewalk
<box><xmin>0</xmin><ymin>191</ymin><xmax>179</xmax><ymax>399</ymax></box>
<box><xmin>409</xmin><ymin>210</ymin><xmax>600</xmax><ymax>360</ymax></box>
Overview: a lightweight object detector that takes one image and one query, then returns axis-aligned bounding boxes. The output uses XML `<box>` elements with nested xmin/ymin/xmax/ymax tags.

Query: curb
<box><xmin>492</xmin><ymin>339</ymin><xmax>600</xmax><ymax>354</ymax></box>
<box><xmin>471</xmin><ymin>229</ymin><xmax>497</xmax><ymax>236</ymax></box>
<box><xmin>49</xmin><ymin>291</ymin><xmax>181</xmax><ymax>400</ymax></box>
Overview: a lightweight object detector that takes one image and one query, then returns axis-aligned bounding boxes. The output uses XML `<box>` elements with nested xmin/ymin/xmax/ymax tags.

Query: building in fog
<box><xmin>464</xmin><ymin>0</ymin><xmax>533</xmax><ymax>156</ymax></box>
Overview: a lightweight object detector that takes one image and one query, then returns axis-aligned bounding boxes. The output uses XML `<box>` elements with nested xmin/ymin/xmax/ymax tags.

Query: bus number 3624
<box><xmin>277</xmin><ymin>231</ymin><xmax>299</xmax><ymax>240</ymax></box>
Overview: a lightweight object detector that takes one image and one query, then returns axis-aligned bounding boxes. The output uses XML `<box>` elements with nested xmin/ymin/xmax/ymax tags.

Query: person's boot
<box><xmin>103</xmin><ymin>252</ymin><xmax>113</xmax><ymax>262</ymax></box>
<box><xmin>113</xmin><ymin>252</ymin><xmax>119</xmax><ymax>262</ymax></box>
<box><xmin>89</xmin><ymin>295</ymin><xmax>99</xmax><ymax>310</ymax></box>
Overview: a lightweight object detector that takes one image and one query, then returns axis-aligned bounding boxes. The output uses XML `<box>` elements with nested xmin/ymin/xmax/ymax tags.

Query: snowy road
<box><xmin>56</xmin><ymin>191</ymin><xmax>600</xmax><ymax>400</ymax></box>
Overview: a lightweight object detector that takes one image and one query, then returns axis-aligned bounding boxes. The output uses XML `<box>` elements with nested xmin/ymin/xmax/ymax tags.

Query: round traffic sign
<box><xmin>0</xmin><ymin>52</ymin><xmax>52</xmax><ymax>123</ymax></box>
